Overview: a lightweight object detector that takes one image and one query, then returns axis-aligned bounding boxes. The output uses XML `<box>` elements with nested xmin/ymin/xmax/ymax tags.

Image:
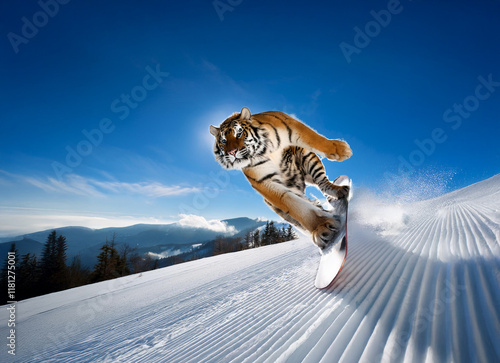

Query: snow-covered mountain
<box><xmin>1</xmin><ymin>175</ymin><xmax>499</xmax><ymax>362</ymax></box>
<box><xmin>0</xmin><ymin>217</ymin><xmax>267</xmax><ymax>267</ymax></box>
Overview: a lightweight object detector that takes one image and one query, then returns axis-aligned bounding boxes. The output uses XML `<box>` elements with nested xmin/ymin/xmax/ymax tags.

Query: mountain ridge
<box><xmin>0</xmin><ymin>217</ymin><xmax>267</xmax><ymax>267</ymax></box>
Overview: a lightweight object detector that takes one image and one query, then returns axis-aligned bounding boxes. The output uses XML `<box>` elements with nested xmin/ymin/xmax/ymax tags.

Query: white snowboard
<box><xmin>314</xmin><ymin>175</ymin><xmax>350</xmax><ymax>289</ymax></box>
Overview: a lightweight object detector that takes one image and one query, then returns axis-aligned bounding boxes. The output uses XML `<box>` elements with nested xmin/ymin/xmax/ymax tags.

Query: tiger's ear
<box><xmin>240</xmin><ymin>107</ymin><xmax>251</xmax><ymax>120</ymax></box>
<box><xmin>209</xmin><ymin>125</ymin><xmax>219</xmax><ymax>137</ymax></box>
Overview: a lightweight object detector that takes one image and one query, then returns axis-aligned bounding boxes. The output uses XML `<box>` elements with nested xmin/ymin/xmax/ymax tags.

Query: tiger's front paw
<box><xmin>312</xmin><ymin>218</ymin><xmax>340</xmax><ymax>249</ymax></box>
<box><xmin>325</xmin><ymin>140</ymin><xmax>352</xmax><ymax>162</ymax></box>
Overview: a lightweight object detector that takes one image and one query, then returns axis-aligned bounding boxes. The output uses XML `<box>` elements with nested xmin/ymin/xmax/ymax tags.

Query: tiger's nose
<box><xmin>228</xmin><ymin>149</ymin><xmax>237</xmax><ymax>156</ymax></box>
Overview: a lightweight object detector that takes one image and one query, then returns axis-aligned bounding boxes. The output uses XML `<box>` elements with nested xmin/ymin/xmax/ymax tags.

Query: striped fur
<box><xmin>210</xmin><ymin>107</ymin><xmax>352</xmax><ymax>248</ymax></box>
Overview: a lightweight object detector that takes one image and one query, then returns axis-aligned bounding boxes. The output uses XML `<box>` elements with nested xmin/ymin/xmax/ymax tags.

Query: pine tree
<box><xmin>115</xmin><ymin>252</ymin><xmax>130</xmax><ymax>277</ymax></box>
<box><xmin>285</xmin><ymin>224</ymin><xmax>297</xmax><ymax>241</ymax></box>
<box><xmin>18</xmin><ymin>253</ymin><xmax>39</xmax><ymax>300</ymax></box>
<box><xmin>91</xmin><ymin>235</ymin><xmax>129</xmax><ymax>282</ymax></box>
<box><xmin>68</xmin><ymin>256</ymin><xmax>90</xmax><ymax>288</ymax></box>
<box><xmin>262</xmin><ymin>222</ymin><xmax>270</xmax><ymax>246</ymax></box>
<box><xmin>232</xmin><ymin>236</ymin><xmax>243</xmax><ymax>251</ymax></box>
<box><xmin>91</xmin><ymin>243</ymin><xmax>115</xmax><ymax>282</ymax></box>
<box><xmin>117</xmin><ymin>244</ymin><xmax>132</xmax><ymax>276</ymax></box>
<box><xmin>252</xmin><ymin>229</ymin><xmax>261</xmax><ymax>248</ymax></box>
<box><xmin>39</xmin><ymin>231</ymin><xmax>70</xmax><ymax>294</ymax></box>
<box><xmin>279</xmin><ymin>226</ymin><xmax>287</xmax><ymax>243</ymax></box>
<box><xmin>262</xmin><ymin>221</ymin><xmax>279</xmax><ymax>245</ymax></box>
<box><xmin>40</xmin><ymin>231</ymin><xmax>57</xmax><ymax>292</ymax></box>
<box><xmin>53</xmin><ymin>235</ymin><xmax>69</xmax><ymax>291</ymax></box>
<box><xmin>268</xmin><ymin>221</ymin><xmax>278</xmax><ymax>244</ymax></box>
<box><xmin>128</xmin><ymin>249</ymin><xmax>145</xmax><ymax>274</ymax></box>
<box><xmin>244</xmin><ymin>231</ymin><xmax>252</xmax><ymax>249</ymax></box>
<box><xmin>213</xmin><ymin>235</ymin><xmax>225</xmax><ymax>255</ymax></box>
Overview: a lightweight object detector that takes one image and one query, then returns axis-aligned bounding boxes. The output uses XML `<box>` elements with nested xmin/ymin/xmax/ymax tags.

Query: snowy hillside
<box><xmin>1</xmin><ymin>175</ymin><xmax>499</xmax><ymax>362</ymax></box>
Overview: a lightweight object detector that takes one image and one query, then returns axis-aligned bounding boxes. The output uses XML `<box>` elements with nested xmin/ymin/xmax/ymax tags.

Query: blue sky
<box><xmin>1</xmin><ymin>0</ymin><xmax>499</xmax><ymax>236</ymax></box>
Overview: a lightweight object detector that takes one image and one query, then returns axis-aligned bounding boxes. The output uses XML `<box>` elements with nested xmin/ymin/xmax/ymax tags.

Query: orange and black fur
<box><xmin>210</xmin><ymin>107</ymin><xmax>352</xmax><ymax>248</ymax></box>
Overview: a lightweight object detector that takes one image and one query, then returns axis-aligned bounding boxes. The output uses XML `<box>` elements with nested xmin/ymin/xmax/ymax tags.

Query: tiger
<box><xmin>209</xmin><ymin>107</ymin><xmax>352</xmax><ymax>248</ymax></box>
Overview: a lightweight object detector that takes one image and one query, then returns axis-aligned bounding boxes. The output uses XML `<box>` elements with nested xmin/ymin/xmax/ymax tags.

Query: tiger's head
<box><xmin>210</xmin><ymin>107</ymin><xmax>264</xmax><ymax>169</ymax></box>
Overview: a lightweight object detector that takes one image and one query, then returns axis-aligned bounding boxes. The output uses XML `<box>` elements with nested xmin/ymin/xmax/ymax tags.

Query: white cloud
<box><xmin>25</xmin><ymin>175</ymin><xmax>105</xmax><ymax>197</ymax></box>
<box><xmin>23</xmin><ymin>174</ymin><xmax>201</xmax><ymax>198</ymax></box>
<box><xmin>178</xmin><ymin>214</ymin><xmax>237</xmax><ymax>234</ymax></box>
<box><xmin>0</xmin><ymin>206</ymin><xmax>175</xmax><ymax>237</ymax></box>
<box><xmin>0</xmin><ymin>210</ymin><xmax>239</xmax><ymax>238</ymax></box>
<box><xmin>92</xmin><ymin>180</ymin><xmax>199</xmax><ymax>197</ymax></box>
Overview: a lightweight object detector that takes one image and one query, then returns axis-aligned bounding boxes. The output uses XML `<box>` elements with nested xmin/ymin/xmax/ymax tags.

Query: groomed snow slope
<box><xmin>2</xmin><ymin>175</ymin><xmax>499</xmax><ymax>362</ymax></box>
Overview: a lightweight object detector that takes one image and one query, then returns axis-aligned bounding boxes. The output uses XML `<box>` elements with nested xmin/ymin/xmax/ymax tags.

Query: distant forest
<box><xmin>0</xmin><ymin>221</ymin><xmax>296</xmax><ymax>304</ymax></box>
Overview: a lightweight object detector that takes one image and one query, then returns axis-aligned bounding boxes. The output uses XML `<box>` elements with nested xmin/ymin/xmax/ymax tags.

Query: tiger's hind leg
<box><xmin>272</xmin><ymin>147</ymin><xmax>344</xmax><ymax>248</ymax></box>
<box><xmin>264</xmin><ymin>200</ymin><xmax>304</xmax><ymax>230</ymax></box>
<box><xmin>301</xmin><ymin>151</ymin><xmax>349</xmax><ymax>200</ymax></box>
<box><xmin>248</xmin><ymin>177</ymin><xmax>340</xmax><ymax>249</ymax></box>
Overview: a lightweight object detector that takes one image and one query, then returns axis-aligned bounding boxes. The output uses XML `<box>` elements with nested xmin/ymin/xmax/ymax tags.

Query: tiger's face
<box><xmin>210</xmin><ymin>107</ymin><xmax>263</xmax><ymax>169</ymax></box>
